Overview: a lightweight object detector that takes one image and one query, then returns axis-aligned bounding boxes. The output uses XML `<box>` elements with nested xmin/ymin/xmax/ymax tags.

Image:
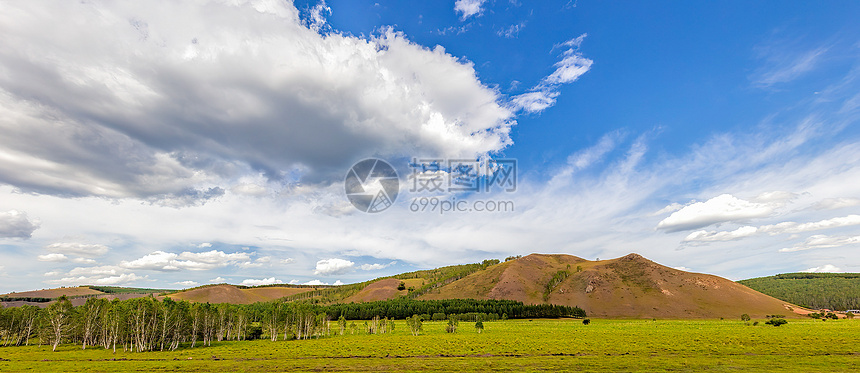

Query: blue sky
<box><xmin>0</xmin><ymin>0</ymin><xmax>858</xmax><ymax>293</ymax></box>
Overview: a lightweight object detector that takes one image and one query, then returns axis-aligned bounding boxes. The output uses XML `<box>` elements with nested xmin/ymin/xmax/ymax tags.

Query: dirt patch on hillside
<box><xmin>3</xmin><ymin>286</ymin><xmax>104</xmax><ymax>298</ymax></box>
<box><xmin>345</xmin><ymin>278</ymin><xmax>406</xmax><ymax>302</ymax></box>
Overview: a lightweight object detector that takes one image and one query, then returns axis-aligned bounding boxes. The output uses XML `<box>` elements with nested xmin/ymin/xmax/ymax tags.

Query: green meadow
<box><xmin>1</xmin><ymin>319</ymin><xmax>858</xmax><ymax>372</ymax></box>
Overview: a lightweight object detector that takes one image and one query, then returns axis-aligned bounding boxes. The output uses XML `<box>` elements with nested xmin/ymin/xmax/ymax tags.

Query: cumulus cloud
<box><xmin>47</xmin><ymin>273</ymin><xmax>146</xmax><ymax>286</ymax></box>
<box><xmin>0</xmin><ymin>0</ymin><xmax>514</xmax><ymax>202</ymax></box>
<box><xmin>0</xmin><ymin>210</ymin><xmax>40</xmax><ymax>239</ymax></box>
<box><xmin>657</xmin><ymin>194</ymin><xmax>776</xmax><ymax>232</ymax></box>
<box><xmin>303</xmin><ymin>279</ymin><xmax>344</xmax><ymax>286</ymax></box>
<box><xmin>683</xmin><ymin>215</ymin><xmax>860</xmax><ymax>243</ymax></box>
<box><xmin>37</xmin><ymin>253</ymin><xmax>69</xmax><ymax>262</ymax></box>
<box><xmin>240</xmin><ymin>277</ymin><xmax>283</xmax><ymax>286</ymax></box>
<box><xmin>314</xmin><ymin>258</ymin><xmax>355</xmax><ymax>275</ymax></box>
<box><xmin>173</xmin><ymin>280</ymin><xmax>199</xmax><ymax>287</ymax></box>
<box><xmin>360</xmin><ymin>261</ymin><xmax>397</xmax><ymax>271</ymax></box>
<box><xmin>684</xmin><ymin>226</ymin><xmax>758</xmax><ymax>243</ymax></box>
<box><xmin>780</xmin><ymin>235</ymin><xmax>860</xmax><ymax>252</ymax></box>
<box><xmin>454</xmin><ymin>0</ymin><xmax>487</xmax><ymax>20</ymax></box>
<box><xmin>800</xmin><ymin>264</ymin><xmax>842</xmax><ymax>273</ymax></box>
<box><xmin>45</xmin><ymin>242</ymin><xmax>110</xmax><ymax>258</ymax></box>
<box><xmin>209</xmin><ymin>276</ymin><xmax>227</xmax><ymax>283</ymax></box>
<box><xmin>68</xmin><ymin>265</ymin><xmax>123</xmax><ymax>277</ymax></box>
<box><xmin>120</xmin><ymin>250</ymin><xmax>251</xmax><ymax>271</ymax></box>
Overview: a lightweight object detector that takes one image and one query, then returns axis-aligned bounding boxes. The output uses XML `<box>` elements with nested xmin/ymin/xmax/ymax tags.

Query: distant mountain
<box><xmin>0</xmin><ymin>285</ymin><xmax>169</xmax><ymax>308</ymax></box>
<box><xmin>738</xmin><ymin>273</ymin><xmax>860</xmax><ymax>311</ymax></box>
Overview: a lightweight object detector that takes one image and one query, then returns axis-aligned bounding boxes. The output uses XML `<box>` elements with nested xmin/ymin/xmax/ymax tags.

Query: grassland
<box><xmin>1</xmin><ymin>319</ymin><xmax>857</xmax><ymax>372</ymax></box>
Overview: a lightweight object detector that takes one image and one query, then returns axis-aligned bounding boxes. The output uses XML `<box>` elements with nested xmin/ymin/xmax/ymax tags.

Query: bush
<box><xmin>765</xmin><ymin>318</ymin><xmax>788</xmax><ymax>327</ymax></box>
<box><xmin>582</xmin><ymin>319</ymin><xmax>591</xmax><ymax>325</ymax></box>
<box><xmin>741</xmin><ymin>314</ymin><xmax>751</xmax><ymax>322</ymax></box>
<box><xmin>397</xmin><ymin>282</ymin><xmax>406</xmax><ymax>291</ymax></box>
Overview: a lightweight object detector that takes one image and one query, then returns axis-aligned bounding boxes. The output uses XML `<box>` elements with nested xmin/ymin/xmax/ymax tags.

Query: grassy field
<box><xmin>1</xmin><ymin>319</ymin><xmax>858</xmax><ymax>372</ymax></box>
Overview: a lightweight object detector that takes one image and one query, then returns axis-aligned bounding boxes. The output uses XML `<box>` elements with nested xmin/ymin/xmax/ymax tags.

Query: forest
<box><xmin>739</xmin><ymin>273</ymin><xmax>860</xmax><ymax>310</ymax></box>
<box><xmin>0</xmin><ymin>296</ymin><xmax>585</xmax><ymax>352</ymax></box>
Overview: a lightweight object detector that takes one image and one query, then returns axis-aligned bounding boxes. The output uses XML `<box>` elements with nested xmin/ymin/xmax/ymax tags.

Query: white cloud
<box><xmin>753</xmin><ymin>46</ymin><xmax>828</xmax><ymax>87</ymax></box>
<box><xmin>120</xmin><ymin>251</ymin><xmax>181</xmax><ymax>271</ymax></box>
<box><xmin>545</xmin><ymin>54</ymin><xmax>593</xmax><ymax>85</ymax></box>
<box><xmin>302</xmin><ymin>279</ymin><xmax>344</xmax><ymax>286</ymax></box>
<box><xmin>657</xmin><ymin>194</ymin><xmax>776</xmax><ymax>232</ymax></box>
<box><xmin>44</xmin><ymin>271</ymin><xmax>61</xmax><ymax>277</ymax></box>
<box><xmin>800</xmin><ymin>264</ymin><xmax>842</xmax><ymax>273</ymax></box>
<box><xmin>0</xmin><ymin>210</ymin><xmax>40</xmax><ymax>239</ymax></box>
<box><xmin>72</xmin><ymin>257</ymin><xmax>97</xmax><ymax>264</ymax></box>
<box><xmin>0</xmin><ymin>0</ymin><xmax>514</xmax><ymax>201</ymax></box>
<box><xmin>684</xmin><ymin>226</ymin><xmax>758</xmax><ymax>242</ymax></box>
<box><xmin>683</xmin><ymin>215</ymin><xmax>860</xmax><ymax>243</ymax></box>
<box><xmin>209</xmin><ymin>276</ymin><xmax>226</xmax><ymax>283</ymax></box>
<box><xmin>305</xmin><ymin>0</ymin><xmax>331</xmax><ymax>32</ymax></box>
<box><xmin>47</xmin><ymin>273</ymin><xmax>146</xmax><ymax>286</ymax></box>
<box><xmin>45</xmin><ymin>242</ymin><xmax>110</xmax><ymax>257</ymax></box>
<box><xmin>68</xmin><ymin>265</ymin><xmax>122</xmax><ymax>277</ymax></box>
<box><xmin>811</xmin><ymin>197</ymin><xmax>860</xmax><ymax>210</ymax></box>
<box><xmin>120</xmin><ymin>250</ymin><xmax>251</xmax><ymax>271</ymax></box>
<box><xmin>37</xmin><ymin>253</ymin><xmax>69</xmax><ymax>262</ymax></box>
<box><xmin>240</xmin><ymin>277</ymin><xmax>283</xmax><ymax>286</ymax></box>
<box><xmin>497</xmin><ymin>22</ymin><xmax>526</xmax><ymax>38</ymax></box>
<box><xmin>197</xmin><ymin>242</ymin><xmax>212</xmax><ymax>248</ymax></box>
<box><xmin>314</xmin><ymin>258</ymin><xmax>355</xmax><ymax>275</ymax></box>
<box><xmin>511</xmin><ymin>34</ymin><xmax>592</xmax><ymax>113</ymax></box>
<box><xmin>281</xmin><ymin>258</ymin><xmax>296</xmax><ymax>264</ymax></box>
<box><xmin>173</xmin><ymin>280</ymin><xmax>199</xmax><ymax>287</ymax></box>
<box><xmin>673</xmin><ymin>266</ymin><xmax>692</xmax><ymax>272</ymax></box>
<box><xmin>360</xmin><ymin>261</ymin><xmax>397</xmax><ymax>271</ymax></box>
<box><xmin>454</xmin><ymin>0</ymin><xmax>487</xmax><ymax>20</ymax></box>
<box><xmin>510</xmin><ymin>90</ymin><xmax>559</xmax><ymax>113</ymax></box>
<box><xmin>780</xmin><ymin>235</ymin><xmax>860</xmax><ymax>252</ymax></box>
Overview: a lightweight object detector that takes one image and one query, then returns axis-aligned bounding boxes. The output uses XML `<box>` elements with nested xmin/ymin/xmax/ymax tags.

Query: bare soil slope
<box><xmin>344</xmin><ymin>278</ymin><xmax>407</xmax><ymax>302</ymax></box>
<box><xmin>422</xmin><ymin>253</ymin><xmax>802</xmax><ymax>318</ymax></box>
<box><xmin>164</xmin><ymin>285</ymin><xmax>316</xmax><ymax>304</ymax></box>
<box><xmin>2</xmin><ymin>286</ymin><xmax>104</xmax><ymax>298</ymax></box>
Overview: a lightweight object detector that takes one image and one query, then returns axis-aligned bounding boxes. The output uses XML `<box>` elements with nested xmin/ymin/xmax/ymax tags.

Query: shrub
<box><xmin>765</xmin><ymin>318</ymin><xmax>788</xmax><ymax>327</ymax></box>
<box><xmin>582</xmin><ymin>319</ymin><xmax>591</xmax><ymax>325</ymax></box>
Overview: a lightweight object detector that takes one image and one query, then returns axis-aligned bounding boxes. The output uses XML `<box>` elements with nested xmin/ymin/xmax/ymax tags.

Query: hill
<box><xmin>738</xmin><ymin>273</ymin><xmax>860</xmax><ymax>311</ymax></box>
<box><xmin>417</xmin><ymin>253</ymin><xmax>800</xmax><ymax>318</ymax></box>
<box><xmin>1</xmin><ymin>285</ymin><xmax>171</xmax><ymax>308</ymax></box>
<box><xmin>163</xmin><ymin>284</ymin><xmax>320</xmax><ymax>304</ymax></box>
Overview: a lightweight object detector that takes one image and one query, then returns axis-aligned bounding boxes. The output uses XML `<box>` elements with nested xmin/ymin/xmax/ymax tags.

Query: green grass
<box><xmin>1</xmin><ymin>319</ymin><xmax>858</xmax><ymax>372</ymax></box>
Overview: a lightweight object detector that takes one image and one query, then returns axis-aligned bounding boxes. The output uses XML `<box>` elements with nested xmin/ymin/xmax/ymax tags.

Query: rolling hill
<box><xmin>417</xmin><ymin>253</ymin><xmax>800</xmax><ymax>318</ymax></box>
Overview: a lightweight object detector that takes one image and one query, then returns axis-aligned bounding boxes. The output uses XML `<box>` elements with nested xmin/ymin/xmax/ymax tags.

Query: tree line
<box><xmin>1</xmin><ymin>296</ymin><xmax>585</xmax><ymax>352</ymax></box>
